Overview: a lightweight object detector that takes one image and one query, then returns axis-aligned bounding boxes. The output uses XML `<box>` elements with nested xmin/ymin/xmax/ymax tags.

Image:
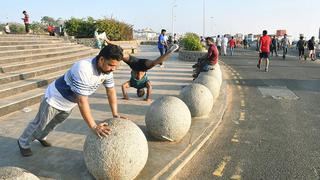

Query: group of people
<box><xmin>257</xmin><ymin>30</ymin><xmax>318</xmax><ymax>73</ymax></box>
<box><xmin>2</xmin><ymin>11</ymin><xmax>29</xmax><ymax>34</ymax></box>
<box><xmin>215</xmin><ymin>35</ymin><xmax>236</xmax><ymax>56</ymax></box>
<box><xmin>296</xmin><ymin>36</ymin><xmax>317</xmax><ymax>61</ymax></box>
<box><xmin>17</xmin><ymin>33</ymin><xmax>179</xmax><ymax>157</ymax></box>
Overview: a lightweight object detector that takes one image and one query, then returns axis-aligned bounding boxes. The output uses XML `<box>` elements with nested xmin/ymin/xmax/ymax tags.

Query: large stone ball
<box><xmin>200</xmin><ymin>64</ymin><xmax>222</xmax><ymax>85</ymax></box>
<box><xmin>194</xmin><ymin>74</ymin><xmax>221</xmax><ymax>100</ymax></box>
<box><xmin>0</xmin><ymin>166</ymin><xmax>39</xmax><ymax>180</ymax></box>
<box><xmin>179</xmin><ymin>84</ymin><xmax>213</xmax><ymax>117</ymax></box>
<box><xmin>145</xmin><ymin>96</ymin><xmax>191</xmax><ymax>142</ymax></box>
<box><xmin>83</xmin><ymin>118</ymin><xmax>148</xmax><ymax>180</ymax></box>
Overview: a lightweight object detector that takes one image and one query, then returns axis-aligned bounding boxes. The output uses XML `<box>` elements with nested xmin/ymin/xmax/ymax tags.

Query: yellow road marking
<box><xmin>235</xmin><ymin>80</ymin><xmax>240</xmax><ymax>84</ymax></box>
<box><xmin>238</xmin><ymin>76</ymin><xmax>243</xmax><ymax>79</ymax></box>
<box><xmin>240</xmin><ymin>100</ymin><xmax>245</xmax><ymax>107</ymax></box>
<box><xmin>239</xmin><ymin>111</ymin><xmax>245</xmax><ymax>121</ymax></box>
<box><xmin>237</xmin><ymin>85</ymin><xmax>242</xmax><ymax>90</ymax></box>
<box><xmin>212</xmin><ymin>156</ymin><xmax>231</xmax><ymax>177</ymax></box>
<box><xmin>230</xmin><ymin>163</ymin><xmax>243</xmax><ymax>180</ymax></box>
<box><xmin>233</xmin><ymin>76</ymin><xmax>238</xmax><ymax>79</ymax></box>
<box><xmin>231</xmin><ymin>138</ymin><xmax>239</xmax><ymax>143</ymax></box>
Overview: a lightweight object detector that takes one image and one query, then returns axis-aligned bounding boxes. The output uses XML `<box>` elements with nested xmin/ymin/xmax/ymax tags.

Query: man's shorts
<box><xmin>259</xmin><ymin>52</ymin><xmax>270</xmax><ymax>59</ymax></box>
<box><xmin>129</xmin><ymin>72</ymin><xmax>149</xmax><ymax>89</ymax></box>
<box><xmin>127</xmin><ymin>56</ymin><xmax>149</xmax><ymax>71</ymax></box>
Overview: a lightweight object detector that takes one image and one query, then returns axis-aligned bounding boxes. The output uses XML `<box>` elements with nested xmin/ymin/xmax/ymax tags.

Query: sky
<box><xmin>1</xmin><ymin>0</ymin><xmax>319</xmax><ymax>39</ymax></box>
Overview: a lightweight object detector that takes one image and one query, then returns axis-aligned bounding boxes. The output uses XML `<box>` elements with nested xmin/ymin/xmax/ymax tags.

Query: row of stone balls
<box><xmin>82</xmin><ymin>63</ymin><xmax>223</xmax><ymax>180</ymax></box>
<box><xmin>146</xmin><ymin>63</ymin><xmax>222</xmax><ymax>142</ymax></box>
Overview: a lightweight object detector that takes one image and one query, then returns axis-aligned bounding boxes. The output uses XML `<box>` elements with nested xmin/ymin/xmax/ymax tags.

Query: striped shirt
<box><xmin>45</xmin><ymin>57</ymin><xmax>114</xmax><ymax>111</ymax></box>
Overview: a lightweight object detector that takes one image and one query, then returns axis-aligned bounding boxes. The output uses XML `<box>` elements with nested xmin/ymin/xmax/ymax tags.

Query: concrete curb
<box><xmin>150</xmin><ymin>64</ymin><xmax>229</xmax><ymax>179</ymax></box>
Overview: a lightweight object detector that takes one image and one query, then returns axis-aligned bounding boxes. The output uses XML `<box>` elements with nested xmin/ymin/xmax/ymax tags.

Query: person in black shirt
<box><xmin>296</xmin><ymin>36</ymin><xmax>306</xmax><ymax>60</ymax></box>
<box><xmin>307</xmin><ymin>36</ymin><xmax>316</xmax><ymax>61</ymax></box>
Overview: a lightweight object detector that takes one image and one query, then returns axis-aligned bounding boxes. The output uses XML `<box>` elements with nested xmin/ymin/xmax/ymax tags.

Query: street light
<box><xmin>203</xmin><ymin>0</ymin><xmax>205</xmax><ymax>37</ymax></box>
<box><xmin>172</xmin><ymin>4</ymin><xmax>177</xmax><ymax>37</ymax></box>
<box><xmin>210</xmin><ymin>16</ymin><xmax>214</xmax><ymax>36</ymax></box>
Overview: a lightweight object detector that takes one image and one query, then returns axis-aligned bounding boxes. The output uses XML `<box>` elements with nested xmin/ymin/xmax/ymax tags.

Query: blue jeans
<box><xmin>158</xmin><ymin>48</ymin><xmax>165</xmax><ymax>56</ymax></box>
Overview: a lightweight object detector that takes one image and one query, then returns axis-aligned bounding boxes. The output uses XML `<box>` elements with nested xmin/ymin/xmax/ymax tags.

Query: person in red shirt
<box><xmin>257</xmin><ymin>30</ymin><xmax>272</xmax><ymax>72</ymax></box>
<box><xmin>22</xmin><ymin>11</ymin><xmax>30</xmax><ymax>33</ymax></box>
<box><xmin>228</xmin><ymin>36</ymin><xmax>236</xmax><ymax>56</ymax></box>
<box><xmin>192</xmin><ymin>37</ymin><xmax>219</xmax><ymax>78</ymax></box>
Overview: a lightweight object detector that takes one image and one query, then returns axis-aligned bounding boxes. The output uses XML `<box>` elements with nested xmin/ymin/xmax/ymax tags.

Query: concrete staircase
<box><xmin>0</xmin><ymin>34</ymin><xmax>99</xmax><ymax>117</ymax></box>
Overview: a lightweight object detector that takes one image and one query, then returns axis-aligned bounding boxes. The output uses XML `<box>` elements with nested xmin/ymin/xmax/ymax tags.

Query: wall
<box><xmin>178</xmin><ymin>49</ymin><xmax>207</xmax><ymax>62</ymax></box>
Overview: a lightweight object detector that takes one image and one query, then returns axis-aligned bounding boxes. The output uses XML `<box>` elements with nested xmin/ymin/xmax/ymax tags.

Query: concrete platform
<box><xmin>0</xmin><ymin>46</ymin><xmax>228</xmax><ymax>179</ymax></box>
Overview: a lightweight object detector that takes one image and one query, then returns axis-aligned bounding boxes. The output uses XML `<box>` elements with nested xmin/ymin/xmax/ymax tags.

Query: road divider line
<box><xmin>230</xmin><ymin>163</ymin><xmax>243</xmax><ymax>180</ymax></box>
<box><xmin>212</xmin><ymin>156</ymin><xmax>231</xmax><ymax>177</ymax></box>
<box><xmin>239</xmin><ymin>111</ymin><xmax>245</xmax><ymax>121</ymax></box>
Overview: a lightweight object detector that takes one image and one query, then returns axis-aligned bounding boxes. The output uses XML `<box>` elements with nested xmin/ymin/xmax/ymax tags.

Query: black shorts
<box><xmin>259</xmin><ymin>52</ymin><xmax>269</xmax><ymax>58</ymax></box>
<box><xmin>125</xmin><ymin>56</ymin><xmax>149</xmax><ymax>71</ymax></box>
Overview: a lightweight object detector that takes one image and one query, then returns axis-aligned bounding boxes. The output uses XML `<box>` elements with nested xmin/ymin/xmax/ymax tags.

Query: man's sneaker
<box><xmin>167</xmin><ymin>44</ymin><xmax>179</xmax><ymax>53</ymax></box>
<box><xmin>257</xmin><ymin>64</ymin><xmax>261</xmax><ymax>70</ymax></box>
<box><xmin>265</xmin><ymin>68</ymin><xmax>269</xmax><ymax>72</ymax></box>
<box><xmin>37</xmin><ymin>139</ymin><xmax>52</xmax><ymax>147</ymax></box>
<box><xmin>17</xmin><ymin>140</ymin><xmax>32</xmax><ymax>157</ymax></box>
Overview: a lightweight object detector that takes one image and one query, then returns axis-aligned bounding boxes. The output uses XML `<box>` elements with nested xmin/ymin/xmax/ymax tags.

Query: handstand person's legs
<box><xmin>145</xmin><ymin>44</ymin><xmax>179</xmax><ymax>69</ymax></box>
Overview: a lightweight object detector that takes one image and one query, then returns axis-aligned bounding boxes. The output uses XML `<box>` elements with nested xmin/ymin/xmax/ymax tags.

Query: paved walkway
<box><xmin>0</xmin><ymin>45</ymin><xmax>227</xmax><ymax>179</ymax></box>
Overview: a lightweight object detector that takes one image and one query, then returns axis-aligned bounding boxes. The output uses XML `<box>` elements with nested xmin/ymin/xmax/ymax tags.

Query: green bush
<box><xmin>181</xmin><ymin>33</ymin><xmax>203</xmax><ymax>51</ymax></box>
<box><xmin>8</xmin><ymin>23</ymin><xmax>25</xmax><ymax>34</ymax></box>
<box><xmin>64</xmin><ymin>17</ymin><xmax>133</xmax><ymax>40</ymax></box>
<box><xmin>30</xmin><ymin>22</ymin><xmax>47</xmax><ymax>34</ymax></box>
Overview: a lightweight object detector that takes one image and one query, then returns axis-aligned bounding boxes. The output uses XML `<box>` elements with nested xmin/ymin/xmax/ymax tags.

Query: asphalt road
<box><xmin>175</xmin><ymin>49</ymin><xmax>320</xmax><ymax>180</ymax></box>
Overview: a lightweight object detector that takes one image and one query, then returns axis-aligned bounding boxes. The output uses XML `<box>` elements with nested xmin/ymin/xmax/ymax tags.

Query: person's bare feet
<box><xmin>144</xmin><ymin>98</ymin><xmax>152</xmax><ymax>103</ymax></box>
<box><xmin>122</xmin><ymin>97</ymin><xmax>129</xmax><ymax>100</ymax></box>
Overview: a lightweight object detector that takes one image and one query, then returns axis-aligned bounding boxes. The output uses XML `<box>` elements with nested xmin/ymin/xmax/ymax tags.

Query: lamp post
<box><xmin>203</xmin><ymin>0</ymin><xmax>205</xmax><ymax>37</ymax></box>
<box><xmin>172</xmin><ymin>4</ymin><xmax>177</xmax><ymax>37</ymax></box>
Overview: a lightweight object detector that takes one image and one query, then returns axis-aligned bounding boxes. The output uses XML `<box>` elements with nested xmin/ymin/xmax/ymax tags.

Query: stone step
<box><xmin>0</xmin><ymin>50</ymin><xmax>98</xmax><ymax>84</ymax></box>
<box><xmin>0</xmin><ymin>40</ymin><xmax>64</xmax><ymax>46</ymax></box>
<box><xmin>0</xmin><ymin>42</ymin><xmax>76</xmax><ymax>51</ymax></box>
<box><xmin>0</xmin><ymin>70</ymin><xmax>64</xmax><ymax>98</ymax></box>
<box><xmin>0</xmin><ymin>46</ymin><xmax>93</xmax><ymax>65</ymax></box>
<box><xmin>0</xmin><ymin>87</ymin><xmax>45</xmax><ymax>117</ymax></box>
<box><xmin>0</xmin><ymin>36</ymin><xmax>61</xmax><ymax>41</ymax></box>
<box><xmin>0</xmin><ymin>47</ymin><xmax>93</xmax><ymax>73</ymax></box>
<box><xmin>0</xmin><ymin>44</ymin><xmax>84</xmax><ymax>57</ymax></box>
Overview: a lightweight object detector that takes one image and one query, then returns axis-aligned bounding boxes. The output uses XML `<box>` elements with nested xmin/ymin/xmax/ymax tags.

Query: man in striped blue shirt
<box><xmin>18</xmin><ymin>45</ymin><xmax>127</xmax><ymax>157</ymax></box>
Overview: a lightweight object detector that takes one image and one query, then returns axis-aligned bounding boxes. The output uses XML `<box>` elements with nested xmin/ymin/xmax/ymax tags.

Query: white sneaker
<box><xmin>168</xmin><ymin>44</ymin><xmax>179</xmax><ymax>53</ymax></box>
<box><xmin>160</xmin><ymin>64</ymin><xmax>165</xmax><ymax>68</ymax></box>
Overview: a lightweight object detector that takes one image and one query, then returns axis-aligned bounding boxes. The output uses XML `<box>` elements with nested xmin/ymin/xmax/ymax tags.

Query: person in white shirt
<box><xmin>221</xmin><ymin>35</ymin><xmax>228</xmax><ymax>56</ymax></box>
<box><xmin>18</xmin><ymin>44</ymin><xmax>127</xmax><ymax>157</ymax></box>
<box><xmin>216</xmin><ymin>35</ymin><xmax>222</xmax><ymax>55</ymax></box>
<box><xmin>4</xmin><ymin>23</ymin><xmax>10</xmax><ymax>34</ymax></box>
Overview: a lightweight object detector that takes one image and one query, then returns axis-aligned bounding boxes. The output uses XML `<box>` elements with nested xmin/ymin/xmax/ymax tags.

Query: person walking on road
<box><xmin>157</xmin><ymin>29</ymin><xmax>167</xmax><ymax>67</ymax></box>
<box><xmin>257</xmin><ymin>30</ymin><xmax>272</xmax><ymax>72</ymax></box>
<box><xmin>221</xmin><ymin>35</ymin><xmax>228</xmax><ymax>56</ymax></box>
<box><xmin>297</xmin><ymin>36</ymin><xmax>306</xmax><ymax>60</ymax></box>
<box><xmin>4</xmin><ymin>23</ymin><xmax>11</xmax><ymax>34</ymax></box>
<box><xmin>243</xmin><ymin>37</ymin><xmax>248</xmax><ymax>49</ymax></box>
<box><xmin>271</xmin><ymin>36</ymin><xmax>278</xmax><ymax>57</ymax></box>
<box><xmin>307</xmin><ymin>36</ymin><xmax>316</xmax><ymax>61</ymax></box>
<box><xmin>216</xmin><ymin>35</ymin><xmax>222</xmax><ymax>54</ymax></box>
<box><xmin>229</xmin><ymin>36</ymin><xmax>236</xmax><ymax>56</ymax></box>
<box><xmin>17</xmin><ymin>45</ymin><xmax>127</xmax><ymax>157</ymax></box>
<box><xmin>22</xmin><ymin>11</ymin><xmax>30</xmax><ymax>33</ymax></box>
<box><xmin>281</xmin><ymin>34</ymin><xmax>290</xmax><ymax>60</ymax></box>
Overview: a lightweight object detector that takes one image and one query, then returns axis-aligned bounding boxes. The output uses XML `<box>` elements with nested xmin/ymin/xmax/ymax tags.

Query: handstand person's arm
<box><xmin>121</xmin><ymin>81</ymin><xmax>130</xmax><ymax>100</ymax></box>
<box><xmin>145</xmin><ymin>81</ymin><xmax>152</xmax><ymax>102</ymax></box>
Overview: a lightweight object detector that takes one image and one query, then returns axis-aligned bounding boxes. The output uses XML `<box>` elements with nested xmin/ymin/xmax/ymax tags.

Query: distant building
<box><xmin>276</xmin><ymin>30</ymin><xmax>287</xmax><ymax>36</ymax></box>
<box><xmin>133</xmin><ymin>27</ymin><xmax>158</xmax><ymax>40</ymax></box>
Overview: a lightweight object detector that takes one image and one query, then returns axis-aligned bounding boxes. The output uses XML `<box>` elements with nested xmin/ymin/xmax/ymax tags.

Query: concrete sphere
<box><xmin>145</xmin><ymin>96</ymin><xmax>191</xmax><ymax>142</ymax></box>
<box><xmin>179</xmin><ymin>84</ymin><xmax>213</xmax><ymax>117</ymax></box>
<box><xmin>200</xmin><ymin>64</ymin><xmax>222</xmax><ymax>85</ymax></box>
<box><xmin>83</xmin><ymin>118</ymin><xmax>148</xmax><ymax>180</ymax></box>
<box><xmin>194</xmin><ymin>75</ymin><xmax>221</xmax><ymax>100</ymax></box>
<box><xmin>0</xmin><ymin>167</ymin><xmax>39</xmax><ymax>180</ymax></box>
